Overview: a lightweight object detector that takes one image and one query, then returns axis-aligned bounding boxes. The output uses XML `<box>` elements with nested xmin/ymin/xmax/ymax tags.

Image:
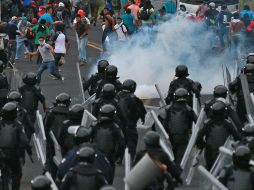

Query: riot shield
<box><xmin>45</xmin><ymin>172</ymin><xmax>59</xmax><ymax>190</ymax></box>
<box><xmin>124</xmin><ymin>148</ymin><xmax>131</xmax><ymax>190</ymax></box>
<box><xmin>81</xmin><ymin>109</ymin><xmax>97</xmax><ymax>128</ymax></box>
<box><xmin>197</xmin><ymin>165</ymin><xmax>228</xmax><ymax>190</ymax></box>
<box><xmin>124</xmin><ymin>153</ymin><xmax>161</xmax><ymax>190</ymax></box>
<box><xmin>225</xmin><ymin>66</ymin><xmax>231</xmax><ymax>88</ymax></box>
<box><xmin>155</xmin><ymin>84</ymin><xmax>166</xmax><ymax>107</ymax></box>
<box><xmin>33</xmin><ymin>111</ymin><xmax>46</xmax><ymax>165</ymax></box>
<box><xmin>180</xmin><ymin>108</ymin><xmax>206</xmax><ymax>185</ymax></box>
<box><xmin>151</xmin><ymin>110</ymin><xmax>174</xmax><ymax>161</ymax></box>
<box><xmin>49</xmin><ymin>131</ymin><xmax>62</xmax><ymax>167</ymax></box>
<box><xmin>76</xmin><ymin>62</ymin><xmax>85</xmax><ymax>102</ymax></box>
<box><xmin>239</xmin><ymin>74</ymin><xmax>254</xmax><ymax>123</ymax></box>
<box><xmin>210</xmin><ymin>137</ymin><xmax>234</xmax><ymax>177</ymax></box>
<box><xmin>82</xmin><ymin>93</ymin><xmax>96</xmax><ymax>112</ymax></box>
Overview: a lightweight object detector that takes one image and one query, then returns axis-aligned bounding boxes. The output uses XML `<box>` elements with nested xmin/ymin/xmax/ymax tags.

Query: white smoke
<box><xmin>98</xmin><ymin>17</ymin><xmax>235</xmax><ymax>99</ymax></box>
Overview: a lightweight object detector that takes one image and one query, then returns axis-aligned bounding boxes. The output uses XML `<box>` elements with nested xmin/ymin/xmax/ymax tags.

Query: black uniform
<box><xmin>92</xmin><ymin>117</ymin><xmax>125</xmax><ymax>167</ymax></box>
<box><xmin>60</xmin><ymin>147</ymin><xmax>107</xmax><ymax>190</ymax></box>
<box><xmin>0</xmin><ymin>72</ymin><xmax>9</xmax><ymax>109</ymax></box>
<box><xmin>229</xmin><ymin>64</ymin><xmax>254</xmax><ymax>123</ymax></box>
<box><xmin>0</xmin><ymin>103</ymin><xmax>29</xmax><ymax>190</ymax></box>
<box><xmin>196</xmin><ymin>118</ymin><xmax>240</xmax><ymax>169</ymax></box>
<box><xmin>134</xmin><ymin>131</ymin><xmax>182</xmax><ymax>189</ymax></box>
<box><xmin>116</xmin><ymin>89</ymin><xmax>146</xmax><ymax>159</ymax></box>
<box><xmin>19</xmin><ymin>84</ymin><xmax>45</xmax><ymax>123</ymax></box>
<box><xmin>163</xmin><ymin>101</ymin><xmax>197</xmax><ymax>166</ymax></box>
<box><xmin>219</xmin><ymin>145</ymin><xmax>254</xmax><ymax>190</ymax></box>
<box><xmin>83</xmin><ymin>73</ymin><xmax>106</xmax><ymax>96</ymax></box>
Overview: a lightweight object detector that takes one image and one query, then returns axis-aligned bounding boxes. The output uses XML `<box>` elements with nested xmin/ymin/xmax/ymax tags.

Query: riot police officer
<box><xmin>7</xmin><ymin>91</ymin><xmax>35</xmax><ymax>141</ymax></box>
<box><xmin>134</xmin><ymin>131</ymin><xmax>183</xmax><ymax>189</ymax></box>
<box><xmin>60</xmin><ymin>147</ymin><xmax>108</xmax><ymax>190</ymax></box>
<box><xmin>58</xmin><ymin>126</ymin><xmax>114</xmax><ymax>184</ymax></box>
<box><xmin>165</xmin><ymin>65</ymin><xmax>201</xmax><ymax>106</ymax></box>
<box><xmin>0</xmin><ymin>102</ymin><xmax>29</xmax><ymax>190</ymax></box>
<box><xmin>246</xmin><ymin>53</ymin><xmax>254</xmax><ymax>64</ymax></box>
<box><xmin>96</xmin><ymin>65</ymin><xmax>122</xmax><ymax>98</ymax></box>
<box><xmin>219</xmin><ymin>145</ymin><xmax>254</xmax><ymax>190</ymax></box>
<box><xmin>204</xmin><ymin>85</ymin><xmax>243</xmax><ymax>130</ymax></box>
<box><xmin>116</xmin><ymin>79</ymin><xmax>146</xmax><ymax>161</ymax></box>
<box><xmin>31</xmin><ymin>175</ymin><xmax>51</xmax><ymax>190</ymax></box>
<box><xmin>0</xmin><ymin>60</ymin><xmax>9</xmax><ymax>109</ymax></box>
<box><xmin>59</xmin><ymin>104</ymin><xmax>84</xmax><ymax>156</ymax></box>
<box><xmin>19</xmin><ymin>72</ymin><xmax>46</xmax><ymax>123</ymax></box>
<box><xmin>92</xmin><ymin>84</ymin><xmax>119</xmax><ymax>119</ymax></box>
<box><xmin>92</xmin><ymin>104</ymin><xmax>125</xmax><ymax>170</ymax></box>
<box><xmin>196</xmin><ymin>101</ymin><xmax>241</xmax><ymax>169</ymax></box>
<box><xmin>44</xmin><ymin>92</ymin><xmax>71</xmax><ymax>179</ymax></box>
<box><xmin>229</xmin><ymin>64</ymin><xmax>254</xmax><ymax>123</ymax></box>
<box><xmin>83</xmin><ymin>60</ymin><xmax>109</xmax><ymax>96</ymax></box>
<box><xmin>163</xmin><ymin>88</ymin><xmax>197</xmax><ymax>166</ymax></box>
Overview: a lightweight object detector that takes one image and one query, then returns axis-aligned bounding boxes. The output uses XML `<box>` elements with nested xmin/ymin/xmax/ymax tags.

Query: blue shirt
<box><xmin>39</xmin><ymin>13</ymin><xmax>54</xmax><ymax>30</ymax></box>
<box><xmin>23</xmin><ymin>0</ymin><xmax>32</xmax><ymax>6</ymax></box>
<box><xmin>216</xmin><ymin>10</ymin><xmax>232</xmax><ymax>28</ymax></box>
<box><xmin>121</xmin><ymin>14</ymin><xmax>135</xmax><ymax>33</ymax></box>
<box><xmin>240</xmin><ymin>10</ymin><xmax>253</xmax><ymax>20</ymax></box>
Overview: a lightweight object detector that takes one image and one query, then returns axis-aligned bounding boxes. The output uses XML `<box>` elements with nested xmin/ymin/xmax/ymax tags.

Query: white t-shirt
<box><xmin>114</xmin><ymin>23</ymin><xmax>128</xmax><ymax>41</ymax></box>
<box><xmin>73</xmin><ymin>17</ymin><xmax>91</xmax><ymax>25</ymax></box>
<box><xmin>54</xmin><ymin>32</ymin><xmax>66</xmax><ymax>54</ymax></box>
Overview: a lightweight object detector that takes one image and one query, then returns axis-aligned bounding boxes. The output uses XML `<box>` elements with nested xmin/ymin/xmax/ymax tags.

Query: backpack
<box><xmin>120</xmin><ymin>24</ymin><xmax>129</xmax><ymax>36</ymax></box>
<box><xmin>139</xmin><ymin>8</ymin><xmax>152</xmax><ymax>21</ymax></box>
<box><xmin>243</xmin><ymin>13</ymin><xmax>251</xmax><ymax>27</ymax></box>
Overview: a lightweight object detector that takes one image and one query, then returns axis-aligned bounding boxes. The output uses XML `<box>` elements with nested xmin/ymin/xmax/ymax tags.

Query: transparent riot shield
<box><xmin>210</xmin><ymin>137</ymin><xmax>234</xmax><ymax>177</ymax></box>
<box><xmin>81</xmin><ymin>110</ymin><xmax>97</xmax><ymax>128</ymax></box>
<box><xmin>240</xmin><ymin>74</ymin><xmax>254</xmax><ymax>123</ymax></box>
<box><xmin>151</xmin><ymin>110</ymin><xmax>174</xmax><ymax>161</ymax></box>
<box><xmin>45</xmin><ymin>172</ymin><xmax>59</xmax><ymax>190</ymax></box>
<box><xmin>49</xmin><ymin>131</ymin><xmax>62</xmax><ymax>167</ymax></box>
<box><xmin>155</xmin><ymin>84</ymin><xmax>166</xmax><ymax>107</ymax></box>
<box><xmin>76</xmin><ymin>62</ymin><xmax>85</xmax><ymax>102</ymax></box>
<box><xmin>124</xmin><ymin>148</ymin><xmax>131</xmax><ymax>190</ymax></box>
<box><xmin>180</xmin><ymin>108</ymin><xmax>206</xmax><ymax>185</ymax></box>
<box><xmin>33</xmin><ymin>111</ymin><xmax>46</xmax><ymax>165</ymax></box>
<box><xmin>197</xmin><ymin>165</ymin><xmax>228</xmax><ymax>190</ymax></box>
<box><xmin>225</xmin><ymin>66</ymin><xmax>231</xmax><ymax>88</ymax></box>
<box><xmin>82</xmin><ymin>93</ymin><xmax>96</xmax><ymax>113</ymax></box>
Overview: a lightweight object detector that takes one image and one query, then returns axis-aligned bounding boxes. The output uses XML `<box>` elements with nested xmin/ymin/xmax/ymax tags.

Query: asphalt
<box><xmin>7</xmin><ymin>23</ymin><xmax>213</xmax><ymax>190</ymax></box>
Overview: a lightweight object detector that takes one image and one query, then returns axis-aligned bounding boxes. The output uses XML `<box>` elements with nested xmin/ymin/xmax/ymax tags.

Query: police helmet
<box><xmin>244</xmin><ymin>63</ymin><xmax>254</xmax><ymax>74</ymax></box>
<box><xmin>122</xmin><ymin>79</ymin><xmax>137</xmax><ymax>93</ymax></box>
<box><xmin>99</xmin><ymin>104</ymin><xmax>116</xmax><ymax>119</ymax></box>
<box><xmin>174</xmin><ymin>88</ymin><xmax>189</xmax><ymax>102</ymax></box>
<box><xmin>102</xmin><ymin>84</ymin><xmax>116</xmax><ymax>98</ymax></box>
<box><xmin>7</xmin><ymin>91</ymin><xmax>22</xmax><ymax>103</ymax></box>
<box><xmin>233</xmin><ymin>145</ymin><xmax>251</xmax><ymax>168</ymax></box>
<box><xmin>144</xmin><ymin>131</ymin><xmax>160</xmax><ymax>148</ymax></box>
<box><xmin>209</xmin><ymin>2</ymin><xmax>215</xmax><ymax>8</ymax></box>
<box><xmin>74</xmin><ymin>126</ymin><xmax>92</xmax><ymax>145</ymax></box>
<box><xmin>98</xmin><ymin>60</ymin><xmax>109</xmax><ymax>74</ymax></box>
<box><xmin>55</xmin><ymin>93</ymin><xmax>71</xmax><ymax>107</ymax></box>
<box><xmin>213</xmin><ymin>85</ymin><xmax>228</xmax><ymax>99</ymax></box>
<box><xmin>31</xmin><ymin>175</ymin><xmax>51</xmax><ymax>190</ymax></box>
<box><xmin>69</xmin><ymin>104</ymin><xmax>84</xmax><ymax>121</ymax></box>
<box><xmin>1</xmin><ymin>102</ymin><xmax>18</xmax><ymax>120</ymax></box>
<box><xmin>247</xmin><ymin>53</ymin><xmax>254</xmax><ymax>64</ymax></box>
<box><xmin>105</xmin><ymin>65</ymin><xmax>118</xmax><ymax>79</ymax></box>
<box><xmin>77</xmin><ymin>146</ymin><xmax>96</xmax><ymax>163</ymax></box>
<box><xmin>23</xmin><ymin>72</ymin><xmax>37</xmax><ymax>85</ymax></box>
<box><xmin>0</xmin><ymin>60</ymin><xmax>4</xmax><ymax>73</ymax></box>
<box><xmin>175</xmin><ymin>65</ymin><xmax>189</xmax><ymax>77</ymax></box>
<box><xmin>211</xmin><ymin>101</ymin><xmax>227</xmax><ymax>121</ymax></box>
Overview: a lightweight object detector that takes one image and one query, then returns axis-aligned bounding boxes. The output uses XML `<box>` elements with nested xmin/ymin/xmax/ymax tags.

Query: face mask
<box><xmin>22</xmin><ymin>21</ymin><xmax>27</xmax><ymax>25</ymax></box>
<box><xmin>39</xmin><ymin>40</ymin><xmax>45</xmax><ymax>46</ymax></box>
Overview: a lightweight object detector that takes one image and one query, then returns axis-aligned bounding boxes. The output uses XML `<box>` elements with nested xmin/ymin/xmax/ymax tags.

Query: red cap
<box><xmin>32</xmin><ymin>18</ymin><xmax>38</xmax><ymax>24</ymax></box>
<box><xmin>77</xmin><ymin>9</ymin><xmax>85</xmax><ymax>17</ymax></box>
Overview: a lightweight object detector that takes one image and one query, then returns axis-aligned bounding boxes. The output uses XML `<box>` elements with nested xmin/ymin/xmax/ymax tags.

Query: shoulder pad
<box><xmin>130</xmin><ymin>94</ymin><xmax>136</xmax><ymax>99</ymax></box>
<box><xmin>204</xmin><ymin>119</ymin><xmax>212</xmax><ymax>125</ymax></box>
<box><xmin>225</xmin><ymin>119</ymin><xmax>232</xmax><ymax>125</ymax></box>
<box><xmin>185</xmin><ymin>104</ymin><xmax>193</xmax><ymax>112</ymax></box>
<box><xmin>63</xmin><ymin>120</ymin><xmax>70</xmax><ymax>125</ymax></box>
<box><xmin>205</xmin><ymin>99</ymin><xmax>213</xmax><ymax>107</ymax></box>
<box><xmin>94</xmin><ymin>98</ymin><xmax>101</xmax><ymax>104</ymax></box>
<box><xmin>34</xmin><ymin>85</ymin><xmax>41</xmax><ymax>91</ymax></box>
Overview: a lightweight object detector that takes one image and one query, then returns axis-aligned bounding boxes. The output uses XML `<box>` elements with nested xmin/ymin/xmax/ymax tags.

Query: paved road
<box><xmin>9</xmin><ymin>24</ymin><xmax>213</xmax><ymax>190</ymax></box>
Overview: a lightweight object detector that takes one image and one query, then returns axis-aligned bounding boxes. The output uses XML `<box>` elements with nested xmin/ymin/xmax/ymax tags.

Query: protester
<box><xmin>114</xmin><ymin>17</ymin><xmax>128</xmax><ymax>41</ymax></box>
<box><xmin>121</xmin><ymin>8</ymin><xmax>136</xmax><ymax>34</ymax></box>
<box><xmin>138</xmin><ymin>0</ymin><xmax>155</xmax><ymax>26</ymax></box>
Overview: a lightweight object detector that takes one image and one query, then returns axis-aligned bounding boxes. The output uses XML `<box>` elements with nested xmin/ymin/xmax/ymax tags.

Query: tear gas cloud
<box><xmin>98</xmin><ymin>17</ymin><xmax>236</xmax><ymax>99</ymax></box>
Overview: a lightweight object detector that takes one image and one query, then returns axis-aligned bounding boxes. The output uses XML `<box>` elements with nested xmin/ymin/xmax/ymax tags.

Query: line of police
<box><xmin>0</xmin><ymin>54</ymin><xmax>253</xmax><ymax>189</ymax></box>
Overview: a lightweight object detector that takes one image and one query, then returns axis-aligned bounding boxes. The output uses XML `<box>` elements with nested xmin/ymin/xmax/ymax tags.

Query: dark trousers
<box><xmin>54</xmin><ymin>53</ymin><xmax>65</xmax><ymax>71</ymax></box>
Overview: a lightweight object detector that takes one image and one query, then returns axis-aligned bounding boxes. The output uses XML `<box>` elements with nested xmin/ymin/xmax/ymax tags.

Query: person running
<box><xmin>24</xmin><ymin>36</ymin><xmax>64</xmax><ymax>84</ymax></box>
